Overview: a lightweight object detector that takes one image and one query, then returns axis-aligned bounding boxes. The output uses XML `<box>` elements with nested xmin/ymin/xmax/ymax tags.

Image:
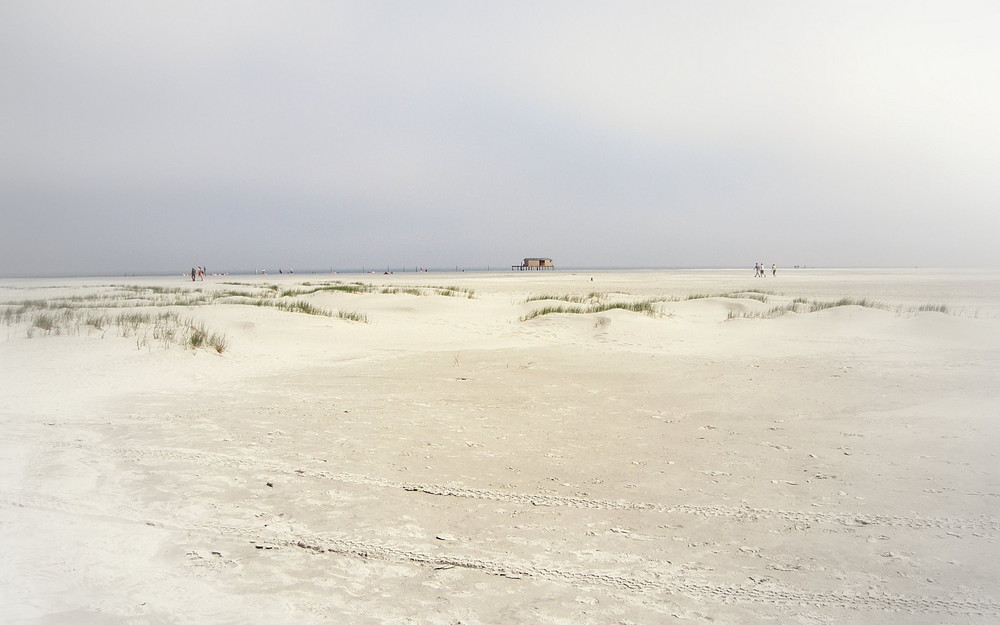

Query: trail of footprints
<box><xmin>17</xmin><ymin>443</ymin><xmax>998</xmax><ymax>617</ymax></box>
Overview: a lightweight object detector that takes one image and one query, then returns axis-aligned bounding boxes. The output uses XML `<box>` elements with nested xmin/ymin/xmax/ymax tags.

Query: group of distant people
<box><xmin>190</xmin><ymin>266</ymin><xmax>206</xmax><ymax>281</ymax></box>
<box><xmin>754</xmin><ymin>262</ymin><xmax>776</xmax><ymax>277</ymax></box>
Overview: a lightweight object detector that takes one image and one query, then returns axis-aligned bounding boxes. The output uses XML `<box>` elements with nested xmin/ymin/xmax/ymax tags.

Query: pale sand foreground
<box><xmin>1</xmin><ymin>269</ymin><xmax>998</xmax><ymax>624</ymax></box>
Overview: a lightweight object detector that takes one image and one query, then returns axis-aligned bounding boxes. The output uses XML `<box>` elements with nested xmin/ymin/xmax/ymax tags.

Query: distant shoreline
<box><xmin>1</xmin><ymin>265</ymin><xmax>991</xmax><ymax>280</ymax></box>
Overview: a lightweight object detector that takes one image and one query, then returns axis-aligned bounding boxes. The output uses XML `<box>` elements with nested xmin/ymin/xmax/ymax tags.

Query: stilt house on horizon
<box><xmin>512</xmin><ymin>257</ymin><xmax>555</xmax><ymax>270</ymax></box>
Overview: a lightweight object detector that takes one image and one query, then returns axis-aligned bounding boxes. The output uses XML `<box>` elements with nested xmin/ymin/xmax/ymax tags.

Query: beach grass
<box><xmin>518</xmin><ymin>290</ymin><xmax>953</xmax><ymax>322</ymax></box>
<box><xmin>726</xmin><ymin>297</ymin><xmax>952</xmax><ymax>320</ymax></box>
<box><xmin>8</xmin><ymin>304</ymin><xmax>230</xmax><ymax>353</ymax></box>
<box><xmin>918</xmin><ymin>303</ymin><xmax>949</xmax><ymax>313</ymax></box>
<box><xmin>1</xmin><ymin>279</ymin><xmax>387</xmax><ymax>353</ymax></box>
<box><xmin>32</xmin><ymin>312</ymin><xmax>58</xmax><ymax>333</ymax></box>
<box><xmin>337</xmin><ymin>310</ymin><xmax>369</xmax><ymax>323</ymax></box>
<box><xmin>235</xmin><ymin>281</ymin><xmax>476</xmax><ymax>299</ymax></box>
<box><xmin>523</xmin><ymin>293</ymin><xmax>602</xmax><ymax>304</ymax></box>
<box><xmin>520</xmin><ymin>298</ymin><xmax>661</xmax><ymax>321</ymax></box>
<box><xmin>684</xmin><ymin>291</ymin><xmax>771</xmax><ymax>303</ymax></box>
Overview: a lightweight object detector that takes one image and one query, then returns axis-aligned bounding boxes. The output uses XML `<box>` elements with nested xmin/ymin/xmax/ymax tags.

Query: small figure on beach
<box><xmin>191</xmin><ymin>267</ymin><xmax>196</xmax><ymax>282</ymax></box>
<box><xmin>772</xmin><ymin>264</ymin><xmax>776</xmax><ymax>277</ymax></box>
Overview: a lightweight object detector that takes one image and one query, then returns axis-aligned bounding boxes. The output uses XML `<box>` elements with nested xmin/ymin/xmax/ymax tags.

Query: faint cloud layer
<box><xmin>2</xmin><ymin>1</ymin><xmax>998</xmax><ymax>276</ymax></box>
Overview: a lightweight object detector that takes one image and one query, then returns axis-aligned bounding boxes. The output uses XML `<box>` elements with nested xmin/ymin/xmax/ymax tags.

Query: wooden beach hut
<box><xmin>512</xmin><ymin>257</ymin><xmax>555</xmax><ymax>270</ymax></box>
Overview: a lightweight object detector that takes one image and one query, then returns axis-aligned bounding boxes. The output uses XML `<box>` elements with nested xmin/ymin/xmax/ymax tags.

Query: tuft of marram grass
<box><xmin>589</xmin><ymin>299</ymin><xmax>659</xmax><ymax>315</ymax></box>
<box><xmin>281</xmin><ymin>300</ymin><xmax>327</xmax><ymax>316</ymax></box>
<box><xmin>244</xmin><ymin>298</ymin><xmax>332</xmax><ymax>316</ymax></box>
<box><xmin>520</xmin><ymin>298</ymin><xmax>660</xmax><ymax>321</ymax></box>
<box><xmin>1</xmin><ymin>307</ymin><xmax>23</xmax><ymax>325</ymax></box>
<box><xmin>188</xmin><ymin>326</ymin><xmax>206</xmax><ymax>349</ymax></box>
<box><xmin>209</xmin><ymin>332</ymin><xmax>229</xmax><ymax>353</ymax></box>
<box><xmin>337</xmin><ymin>310</ymin><xmax>368</xmax><ymax>323</ymax></box>
<box><xmin>918</xmin><ymin>303</ymin><xmax>948</xmax><ymax>313</ymax></box>
<box><xmin>520</xmin><ymin>304</ymin><xmax>585</xmax><ymax>320</ymax></box>
<box><xmin>524</xmin><ymin>293</ymin><xmax>599</xmax><ymax>304</ymax></box>
<box><xmin>84</xmin><ymin>312</ymin><xmax>109</xmax><ymax>330</ymax></box>
<box><xmin>439</xmin><ymin>286</ymin><xmax>475</xmax><ymax>298</ymax></box>
<box><xmin>33</xmin><ymin>312</ymin><xmax>57</xmax><ymax>333</ymax></box>
<box><xmin>686</xmin><ymin>291</ymin><xmax>770</xmax><ymax>303</ymax></box>
<box><xmin>182</xmin><ymin>320</ymin><xmax>229</xmax><ymax>353</ymax></box>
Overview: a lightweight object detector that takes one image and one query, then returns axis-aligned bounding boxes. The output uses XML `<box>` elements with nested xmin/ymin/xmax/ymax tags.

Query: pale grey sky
<box><xmin>2</xmin><ymin>1</ymin><xmax>998</xmax><ymax>276</ymax></box>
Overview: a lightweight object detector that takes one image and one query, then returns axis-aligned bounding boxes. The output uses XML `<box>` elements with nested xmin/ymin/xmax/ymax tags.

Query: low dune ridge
<box><xmin>1</xmin><ymin>269</ymin><xmax>998</xmax><ymax>624</ymax></box>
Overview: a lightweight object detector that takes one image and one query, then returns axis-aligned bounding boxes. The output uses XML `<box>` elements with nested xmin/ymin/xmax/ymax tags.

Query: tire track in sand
<box><xmin>2</xmin><ymin>492</ymin><xmax>998</xmax><ymax>618</ymax></box>
<box><xmin>107</xmin><ymin>444</ymin><xmax>1000</xmax><ymax>532</ymax></box>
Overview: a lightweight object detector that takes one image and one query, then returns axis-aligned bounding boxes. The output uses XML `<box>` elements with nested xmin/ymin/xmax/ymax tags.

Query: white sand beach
<box><xmin>1</xmin><ymin>268</ymin><xmax>998</xmax><ymax>624</ymax></box>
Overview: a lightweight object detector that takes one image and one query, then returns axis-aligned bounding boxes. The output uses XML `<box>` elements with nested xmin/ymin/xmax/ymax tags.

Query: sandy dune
<box><xmin>2</xmin><ymin>269</ymin><xmax>998</xmax><ymax>624</ymax></box>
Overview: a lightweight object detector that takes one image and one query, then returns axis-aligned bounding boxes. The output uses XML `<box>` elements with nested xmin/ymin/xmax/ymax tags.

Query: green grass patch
<box><xmin>685</xmin><ymin>291</ymin><xmax>771</xmax><ymax>303</ymax></box>
<box><xmin>524</xmin><ymin>293</ymin><xmax>599</xmax><ymax>304</ymax></box>
<box><xmin>244</xmin><ymin>299</ymin><xmax>333</xmax><ymax>316</ymax></box>
<box><xmin>520</xmin><ymin>298</ymin><xmax>661</xmax><ymax>321</ymax></box>
<box><xmin>32</xmin><ymin>312</ymin><xmax>57</xmax><ymax>333</ymax></box>
<box><xmin>337</xmin><ymin>310</ymin><xmax>369</xmax><ymax>323</ymax></box>
<box><xmin>520</xmin><ymin>305</ymin><xmax>586</xmax><ymax>320</ymax></box>
<box><xmin>917</xmin><ymin>303</ymin><xmax>948</xmax><ymax>313</ymax></box>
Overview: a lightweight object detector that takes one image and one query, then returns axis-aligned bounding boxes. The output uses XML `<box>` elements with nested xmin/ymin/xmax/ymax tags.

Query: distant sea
<box><xmin>6</xmin><ymin>265</ymin><xmax>916</xmax><ymax>279</ymax></box>
<box><xmin>33</xmin><ymin>266</ymin><xmax>751</xmax><ymax>279</ymax></box>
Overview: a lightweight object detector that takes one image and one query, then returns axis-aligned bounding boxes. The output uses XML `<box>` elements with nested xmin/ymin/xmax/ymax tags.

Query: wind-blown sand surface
<box><xmin>1</xmin><ymin>269</ymin><xmax>998</xmax><ymax>624</ymax></box>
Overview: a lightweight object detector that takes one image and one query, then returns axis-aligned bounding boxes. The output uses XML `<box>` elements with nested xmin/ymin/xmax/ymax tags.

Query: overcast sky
<box><xmin>2</xmin><ymin>1</ymin><xmax>998</xmax><ymax>276</ymax></box>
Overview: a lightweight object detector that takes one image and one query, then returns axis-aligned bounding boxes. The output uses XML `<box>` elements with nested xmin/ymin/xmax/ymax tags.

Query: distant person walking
<box><xmin>772</xmin><ymin>264</ymin><xmax>776</xmax><ymax>277</ymax></box>
<box><xmin>191</xmin><ymin>267</ymin><xmax>196</xmax><ymax>282</ymax></box>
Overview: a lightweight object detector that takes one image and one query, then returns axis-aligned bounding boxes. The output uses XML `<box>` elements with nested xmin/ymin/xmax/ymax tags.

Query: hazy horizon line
<box><xmin>2</xmin><ymin>265</ymin><xmax>995</xmax><ymax>280</ymax></box>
